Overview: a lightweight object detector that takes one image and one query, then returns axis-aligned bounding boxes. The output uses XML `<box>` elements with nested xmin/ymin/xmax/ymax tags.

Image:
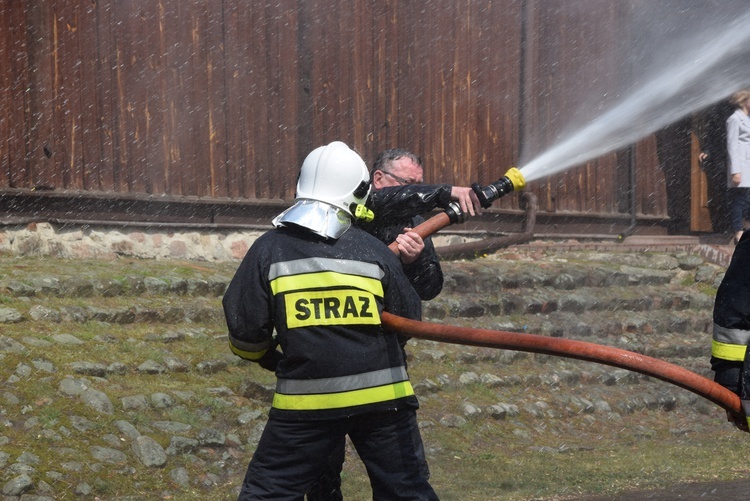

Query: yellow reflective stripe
<box><xmin>272</xmin><ymin>381</ymin><xmax>414</xmax><ymax>411</ymax></box>
<box><xmin>229</xmin><ymin>341</ymin><xmax>267</xmax><ymax>361</ymax></box>
<box><xmin>711</xmin><ymin>339</ymin><xmax>747</xmax><ymax>362</ymax></box>
<box><xmin>270</xmin><ymin>271</ymin><xmax>383</xmax><ymax>297</ymax></box>
<box><xmin>285</xmin><ymin>290</ymin><xmax>380</xmax><ymax>328</ymax></box>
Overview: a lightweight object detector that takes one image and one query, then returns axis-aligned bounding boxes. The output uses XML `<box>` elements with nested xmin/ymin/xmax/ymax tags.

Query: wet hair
<box><xmin>730</xmin><ymin>88</ymin><xmax>750</xmax><ymax>107</ymax></box>
<box><xmin>371</xmin><ymin>148</ymin><xmax>423</xmax><ymax>175</ymax></box>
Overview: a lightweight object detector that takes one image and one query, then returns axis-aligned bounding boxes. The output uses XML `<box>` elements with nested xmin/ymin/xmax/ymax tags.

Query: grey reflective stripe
<box><xmin>742</xmin><ymin>399</ymin><xmax>750</xmax><ymax>416</ymax></box>
<box><xmin>713</xmin><ymin>323</ymin><xmax>750</xmax><ymax>345</ymax></box>
<box><xmin>276</xmin><ymin>366</ymin><xmax>409</xmax><ymax>395</ymax></box>
<box><xmin>269</xmin><ymin>257</ymin><xmax>384</xmax><ymax>281</ymax></box>
<box><xmin>228</xmin><ymin>333</ymin><xmax>270</xmax><ymax>353</ymax></box>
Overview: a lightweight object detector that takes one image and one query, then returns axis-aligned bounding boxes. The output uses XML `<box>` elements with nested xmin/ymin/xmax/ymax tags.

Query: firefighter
<box><xmin>223</xmin><ymin>141</ymin><xmax>439</xmax><ymax>500</ymax></box>
<box><xmin>711</xmin><ymin>230</ymin><xmax>750</xmax><ymax>431</ymax></box>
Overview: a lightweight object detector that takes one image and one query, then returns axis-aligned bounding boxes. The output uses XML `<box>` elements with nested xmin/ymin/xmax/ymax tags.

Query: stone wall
<box><xmin>0</xmin><ymin>222</ymin><xmax>471</xmax><ymax>262</ymax></box>
<box><xmin>0</xmin><ymin>223</ymin><xmax>266</xmax><ymax>262</ymax></box>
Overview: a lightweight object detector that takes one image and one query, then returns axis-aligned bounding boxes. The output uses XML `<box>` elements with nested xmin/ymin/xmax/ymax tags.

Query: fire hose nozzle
<box><xmin>471</xmin><ymin>167</ymin><xmax>526</xmax><ymax>209</ymax></box>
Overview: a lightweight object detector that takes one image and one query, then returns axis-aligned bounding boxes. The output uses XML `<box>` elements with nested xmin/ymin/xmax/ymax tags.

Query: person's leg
<box><xmin>305</xmin><ymin>437</ymin><xmax>346</xmax><ymax>501</ymax></box>
<box><xmin>729</xmin><ymin>188</ymin><xmax>746</xmax><ymax>243</ymax></box>
<box><xmin>741</xmin><ymin>189</ymin><xmax>750</xmax><ymax>240</ymax></box>
<box><xmin>349</xmin><ymin>409</ymin><xmax>438</xmax><ymax>501</ymax></box>
<box><xmin>238</xmin><ymin>418</ymin><xmax>346</xmax><ymax>501</ymax></box>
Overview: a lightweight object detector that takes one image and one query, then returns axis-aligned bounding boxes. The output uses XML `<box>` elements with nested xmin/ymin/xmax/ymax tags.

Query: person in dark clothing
<box><xmin>224</xmin><ymin>141</ymin><xmax>439</xmax><ymax>500</ymax></box>
<box><xmin>362</xmin><ymin>148</ymin><xmax>482</xmax><ymax>299</ymax></box>
<box><xmin>710</xmin><ymin>230</ymin><xmax>750</xmax><ymax>432</ymax></box>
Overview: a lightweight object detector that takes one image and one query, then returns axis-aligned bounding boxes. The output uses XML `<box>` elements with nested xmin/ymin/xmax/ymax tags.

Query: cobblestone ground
<box><xmin>573</xmin><ymin>478</ymin><xmax>750</xmax><ymax>500</ymax></box>
<box><xmin>0</xmin><ymin>242</ymin><xmax>747</xmax><ymax>500</ymax></box>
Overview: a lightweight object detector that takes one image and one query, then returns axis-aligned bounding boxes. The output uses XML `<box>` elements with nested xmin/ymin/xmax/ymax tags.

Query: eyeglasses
<box><xmin>382</xmin><ymin>170</ymin><xmax>420</xmax><ymax>185</ymax></box>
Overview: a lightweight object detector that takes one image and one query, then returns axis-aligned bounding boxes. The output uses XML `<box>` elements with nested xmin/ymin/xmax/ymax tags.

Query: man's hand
<box><xmin>732</xmin><ymin>173</ymin><xmax>742</xmax><ymax>186</ymax></box>
<box><xmin>450</xmin><ymin>186</ymin><xmax>482</xmax><ymax>216</ymax></box>
<box><xmin>395</xmin><ymin>229</ymin><xmax>424</xmax><ymax>264</ymax></box>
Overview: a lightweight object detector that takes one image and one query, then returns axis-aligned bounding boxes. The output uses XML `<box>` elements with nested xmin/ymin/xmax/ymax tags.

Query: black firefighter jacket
<box><xmin>222</xmin><ymin>224</ymin><xmax>422</xmax><ymax>421</ymax></box>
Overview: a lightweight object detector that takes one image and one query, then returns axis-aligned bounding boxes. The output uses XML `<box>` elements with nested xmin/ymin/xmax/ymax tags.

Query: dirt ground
<box><xmin>573</xmin><ymin>478</ymin><xmax>750</xmax><ymax>500</ymax></box>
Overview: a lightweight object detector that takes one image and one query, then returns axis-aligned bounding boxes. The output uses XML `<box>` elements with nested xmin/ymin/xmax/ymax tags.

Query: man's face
<box><xmin>372</xmin><ymin>157</ymin><xmax>424</xmax><ymax>190</ymax></box>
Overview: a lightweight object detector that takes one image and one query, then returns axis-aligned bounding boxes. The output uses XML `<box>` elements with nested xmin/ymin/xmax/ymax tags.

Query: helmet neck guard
<box><xmin>272</xmin><ymin>199</ymin><xmax>352</xmax><ymax>239</ymax></box>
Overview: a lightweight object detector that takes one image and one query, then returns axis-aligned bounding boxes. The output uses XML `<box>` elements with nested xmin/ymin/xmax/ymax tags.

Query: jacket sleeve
<box><xmin>380</xmin><ymin>249</ymin><xmax>422</xmax><ymax>322</ymax></box>
<box><xmin>222</xmin><ymin>242</ymin><xmax>275</xmax><ymax>362</ymax></box>
<box><xmin>403</xmin><ymin>236</ymin><xmax>443</xmax><ymax>300</ymax></box>
<box><xmin>711</xmin><ymin>233</ymin><xmax>750</xmax><ymax>395</ymax></box>
<box><xmin>727</xmin><ymin>114</ymin><xmax>741</xmax><ymax>174</ymax></box>
<box><xmin>367</xmin><ymin>184</ymin><xmax>453</xmax><ymax>220</ymax></box>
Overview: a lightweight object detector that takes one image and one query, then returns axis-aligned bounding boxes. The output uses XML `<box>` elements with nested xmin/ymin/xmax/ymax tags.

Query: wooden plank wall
<box><xmin>0</xmin><ymin>0</ymin><xmax>669</xmax><ymax>222</ymax></box>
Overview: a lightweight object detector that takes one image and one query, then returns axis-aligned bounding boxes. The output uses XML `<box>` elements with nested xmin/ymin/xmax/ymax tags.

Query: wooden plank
<box><xmin>266</xmin><ymin>0</ymin><xmax>299</xmax><ymax>199</ymax></box>
<box><xmin>91</xmin><ymin>0</ymin><xmax>115</xmax><ymax>191</ymax></box>
<box><xmin>159</xmin><ymin>0</ymin><xmax>181</xmax><ymax>196</ymax></box>
<box><xmin>245</xmin><ymin>2</ymin><xmax>268</xmax><ymax>198</ymax></box>
<box><xmin>56</xmin><ymin>0</ymin><xmax>85</xmax><ymax>190</ymax></box>
<box><xmin>143</xmin><ymin>0</ymin><xmax>165</xmax><ymax>195</ymax></box>
<box><xmin>78</xmin><ymin>0</ymin><xmax>102</xmax><ymax>191</ymax></box>
<box><xmin>370</xmin><ymin>0</ymin><xmax>396</xmax><ymax>158</ymax></box>
<box><xmin>205</xmin><ymin>0</ymin><xmax>228</xmax><ymax>198</ymax></box>
<box><xmin>221</xmin><ymin>0</ymin><xmax>244</xmax><ymax>199</ymax></box>
<box><xmin>0</xmin><ymin>2</ymin><xmax>13</xmax><ymax>187</ymax></box>
<box><xmin>23</xmin><ymin>2</ymin><xmax>57</xmax><ymax>190</ymax></box>
<box><xmin>110</xmin><ymin>0</ymin><xmax>133</xmax><ymax>192</ymax></box>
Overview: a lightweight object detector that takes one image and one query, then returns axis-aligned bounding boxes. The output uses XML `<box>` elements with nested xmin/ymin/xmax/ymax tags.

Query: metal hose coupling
<box><xmin>471</xmin><ymin>167</ymin><xmax>526</xmax><ymax>209</ymax></box>
<box><xmin>444</xmin><ymin>201</ymin><xmax>466</xmax><ymax>224</ymax></box>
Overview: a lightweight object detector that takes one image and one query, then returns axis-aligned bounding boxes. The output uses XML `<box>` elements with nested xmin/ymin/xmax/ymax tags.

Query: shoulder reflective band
<box><xmin>271</xmin><ymin>270</ymin><xmax>383</xmax><ymax>298</ymax></box>
<box><xmin>270</xmin><ymin>257</ymin><xmax>384</xmax><ymax>282</ymax></box>
<box><xmin>273</xmin><ymin>381</ymin><xmax>414</xmax><ymax>410</ymax></box>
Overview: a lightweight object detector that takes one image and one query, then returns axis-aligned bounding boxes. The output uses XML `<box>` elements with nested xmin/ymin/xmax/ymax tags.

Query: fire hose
<box><xmin>381</xmin><ymin>168</ymin><xmax>742</xmax><ymax>417</ymax></box>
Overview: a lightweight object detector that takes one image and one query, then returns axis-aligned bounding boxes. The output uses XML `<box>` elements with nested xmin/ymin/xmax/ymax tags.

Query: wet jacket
<box><xmin>712</xmin><ymin>232</ymin><xmax>750</xmax><ymax>366</ymax></box>
<box><xmin>358</xmin><ymin>184</ymin><xmax>453</xmax><ymax>300</ymax></box>
<box><xmin>727</xmin><ymin>109</ymin><xmax>750</xmax><ymax>187</ymax></box>
<box><xmin>223</xmin><ymin>225</ymin><xmax>422</xmax><ymax>421</ymax></box>
<box><xmin>712</xmin><ymin>231</ymin><xmax>750</xmax><ymax>425</ymax></box>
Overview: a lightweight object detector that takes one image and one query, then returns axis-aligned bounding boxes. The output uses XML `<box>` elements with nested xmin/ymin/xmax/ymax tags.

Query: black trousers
<box><xmin>238</xmin><ymin>408</ymin><xmax>438</xmax><ymax>501</ymax></box>
<box><xmin>306</xmin><ymin>419</ymin><xmax>430</xmax><ymax>501</ymax></box>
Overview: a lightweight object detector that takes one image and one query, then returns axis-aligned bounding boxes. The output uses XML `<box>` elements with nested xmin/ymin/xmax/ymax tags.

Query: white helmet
<box><xmin>296</xmin><ymin>141</ymin><xmax>371</xmax><ymax>215</ymax></box>
<box><xmin>272</xmin><ymin>141</ymin><xmax>373</xmax><ymax>239</ymax></box>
